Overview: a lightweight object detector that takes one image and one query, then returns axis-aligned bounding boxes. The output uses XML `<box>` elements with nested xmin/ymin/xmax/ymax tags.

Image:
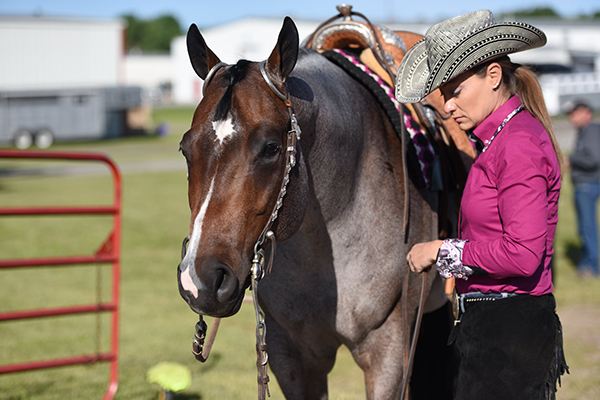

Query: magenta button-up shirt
<box><xmin>456</xmin><ymin>95</ymin><xmax>561</xmax><ymax>296</ymax></box>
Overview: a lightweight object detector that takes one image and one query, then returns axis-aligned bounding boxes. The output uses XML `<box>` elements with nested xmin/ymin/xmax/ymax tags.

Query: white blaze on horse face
<box><xmin>180</xmin><ymin>177</ymin><xmax>216</xmax><ymax>298</ymax></box>
<box><xmin>212</xmin><ymin>118</ymin><xmax>236</xmax><ymax>145</ymax></box>
<box><xmin>180</xmin><ymin>267</ymin><xmax>198</xmax><ymax>298</ymax></box>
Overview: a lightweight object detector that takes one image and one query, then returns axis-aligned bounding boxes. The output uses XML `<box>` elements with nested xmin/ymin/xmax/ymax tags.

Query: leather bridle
<box><xmin>181</xmin><ymin>59</ymin><xmax>302</xmax><ymax>400</ymax></box>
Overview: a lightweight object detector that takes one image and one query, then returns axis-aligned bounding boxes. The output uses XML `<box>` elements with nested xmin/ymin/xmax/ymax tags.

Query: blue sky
<box><xmin>0</xmin><ymin>0</ymin><xmax>598</xmax><ymax>29</ymax></box>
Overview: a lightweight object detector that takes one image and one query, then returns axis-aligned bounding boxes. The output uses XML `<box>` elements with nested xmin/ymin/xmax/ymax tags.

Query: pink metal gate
<box><xmin>0</xmin><ymin>150</ymin><xmax>121</xmax><ymax>400</ymax></box>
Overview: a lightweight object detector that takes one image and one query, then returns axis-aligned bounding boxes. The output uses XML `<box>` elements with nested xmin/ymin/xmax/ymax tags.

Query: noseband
<box><xmin>181</xmin><ymin>60</ymin><xmax>302</xmax><ymax>399</ymax></box>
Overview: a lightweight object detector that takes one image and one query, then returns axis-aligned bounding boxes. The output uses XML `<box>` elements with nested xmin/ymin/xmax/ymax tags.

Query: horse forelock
<box><xmin>213</xmin><ymin>59</ymin><xmax>251</xmax><ymax>122</ymax></box>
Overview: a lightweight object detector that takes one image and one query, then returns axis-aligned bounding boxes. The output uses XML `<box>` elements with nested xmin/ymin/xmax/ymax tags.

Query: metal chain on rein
<box><xmin>249</xmin><ymin>120</ymin><xmax>298</xmax><ymax>398</ymax></box>
<box><xmin>251</xmin><ymin>244</ymin><xmax>271</xmax><ymax>399</ymax></box>
<box><xmin>249</xmin><ymin>60</ymin><xmax>302</xmax><ymax>399</ymax></box>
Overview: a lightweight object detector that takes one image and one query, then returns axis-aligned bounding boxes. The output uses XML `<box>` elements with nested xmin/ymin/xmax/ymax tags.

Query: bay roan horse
<box><xmin>178</xmin><ymin>17</ymin><xmax>446</xmax><ymax>399</ymax></box>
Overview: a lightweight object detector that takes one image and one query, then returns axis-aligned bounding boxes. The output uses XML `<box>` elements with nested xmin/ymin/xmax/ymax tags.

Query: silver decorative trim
<box><xmin>378</xmin><ymin>25</ymin><xmax>407</xmax><ymax>53</ymax></box>
<box><xmin>312</xmin><ymin>21</ymin><xmax>376</xmax><ymax>50</ymax></box>
<box><xmin>259</xmin><ymin>61</ymin><xmax>287</xmax><ymax>102</ymax></box>
<box><xmin>202</xmin><ymin>62</ymin><xmax>229</xmax><ymax>94</ymax></box>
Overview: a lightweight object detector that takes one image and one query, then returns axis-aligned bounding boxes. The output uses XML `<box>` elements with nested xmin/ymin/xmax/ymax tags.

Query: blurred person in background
<box><xmin>567</xmin><ymin>100</ymin><xmax>600</xmax><ymax>278</ymax></box>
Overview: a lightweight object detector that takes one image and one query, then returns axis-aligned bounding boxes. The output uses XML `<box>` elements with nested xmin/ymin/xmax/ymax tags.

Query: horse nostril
<box><xmin>214</xmin><ymin>268</ymin><xmax>224</xmax><ymax>291</ymax></box>
<box><xmin>215</xmin><ymin>265</ymin><xmax>238</xmax><ymax>303</ymax></box>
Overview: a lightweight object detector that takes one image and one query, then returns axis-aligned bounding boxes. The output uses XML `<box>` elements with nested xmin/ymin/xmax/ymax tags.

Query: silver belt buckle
<box><xmin>452</xmin><ymin>289</ymin><xmax>460</xmax><ymax>321</ymax></box>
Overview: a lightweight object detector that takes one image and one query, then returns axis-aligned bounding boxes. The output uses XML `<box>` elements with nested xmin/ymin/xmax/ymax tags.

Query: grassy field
<box><xmin>0</xmin><ymin>108</ymin><xmax>599</xmax><ymax>399</ymax></box>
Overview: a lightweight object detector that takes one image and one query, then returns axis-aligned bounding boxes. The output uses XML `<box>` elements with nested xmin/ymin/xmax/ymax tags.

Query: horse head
<box><xmin>178</xmin><ymin>17</ymin><xmax>308</xmax><ymax>318</ymax></box>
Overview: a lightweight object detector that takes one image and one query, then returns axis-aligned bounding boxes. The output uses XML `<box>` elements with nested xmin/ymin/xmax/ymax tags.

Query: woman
<box><xmin>395</xmin><ymin>10</ymin><xmax>568</xmax><ymax>400</ymax></box>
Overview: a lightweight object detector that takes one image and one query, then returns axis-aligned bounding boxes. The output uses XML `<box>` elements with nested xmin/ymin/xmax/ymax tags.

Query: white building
<box><xmin>0</xmin><ymin>16</ymin><xmax>125</xmax><ymax>90</ymax></box>
<box><xmin>124</xmin><ymin>53</ymin><xmax>172</xmax><ymax>104</ymax></box>
<box><xmin>503</xmin><ymin>18</ymin><xmax>600</xmax><ymax>114</ymax></box>
<box><xmin>507</xmin><ymin>18</ymin><xmax>600</xmax><ymax>73</ymax></box>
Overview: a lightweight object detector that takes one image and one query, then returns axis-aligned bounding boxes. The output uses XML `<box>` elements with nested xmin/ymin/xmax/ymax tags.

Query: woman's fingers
<box><xmin>407</xmin><ymin>240</ymin><xmax>442</xmax><ymax>274</ymax></box>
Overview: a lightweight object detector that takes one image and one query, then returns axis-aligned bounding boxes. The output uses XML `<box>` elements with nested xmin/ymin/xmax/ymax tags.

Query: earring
<box><xmin>493</xmin><ymin>82</ymin><xmax>500</xmax><ymax>90</ymax></box>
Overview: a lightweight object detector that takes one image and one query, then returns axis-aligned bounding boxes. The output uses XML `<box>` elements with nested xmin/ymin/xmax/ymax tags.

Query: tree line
<box><xmin>506</xmin><ymin>7</ymin><xmax>600</xmax><ymax>19</ymax></box>
<box><xmin>122</xmin><ymin>14</ymin><xmax>183</xmax><ymax>53</ymax></box>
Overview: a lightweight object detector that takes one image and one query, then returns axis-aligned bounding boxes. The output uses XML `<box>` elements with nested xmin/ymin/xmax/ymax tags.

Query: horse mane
<box><xmin>214</xmin><ymin>59</ymin><xmax>251</xmax><ymax>121</ymax></box>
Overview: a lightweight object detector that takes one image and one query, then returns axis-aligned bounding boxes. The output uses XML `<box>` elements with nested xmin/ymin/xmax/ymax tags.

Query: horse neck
<box><xmin>289</xmin><ymin>50</ymin><xmax>400</xmax><ymax>223</ymax></box>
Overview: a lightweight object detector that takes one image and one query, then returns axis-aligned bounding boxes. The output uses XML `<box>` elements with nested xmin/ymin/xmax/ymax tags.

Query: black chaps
<box><xmin>451</xmin><ymin>293</ymin><xmax>568</xmax><ymax>400</ymax></box>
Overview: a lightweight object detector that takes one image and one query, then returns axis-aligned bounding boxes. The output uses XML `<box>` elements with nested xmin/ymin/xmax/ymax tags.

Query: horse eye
<box><xmin>262</xmin><ymin>143</ymin><xmax>281</xmax><ymax>158</ymax></box>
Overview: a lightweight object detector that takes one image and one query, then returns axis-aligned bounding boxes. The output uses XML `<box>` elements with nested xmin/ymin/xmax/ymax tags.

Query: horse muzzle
<box><xmin>177</xmin><ymin>257</ymin><xmax>246</xmax><ymax>317</ymax></box>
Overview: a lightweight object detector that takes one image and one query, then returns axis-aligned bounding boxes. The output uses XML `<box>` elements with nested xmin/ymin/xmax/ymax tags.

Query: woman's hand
<box><xmin>406</xmin><ymin>240</ymin><xmax>443</xmax><ymax>274</ymax></box>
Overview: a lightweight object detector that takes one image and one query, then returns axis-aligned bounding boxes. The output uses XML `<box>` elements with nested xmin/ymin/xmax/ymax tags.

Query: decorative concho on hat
<box><xmin>395</xmin><ymin>10</ymin><xmax>547</xmax><ymax>103</ymax></box>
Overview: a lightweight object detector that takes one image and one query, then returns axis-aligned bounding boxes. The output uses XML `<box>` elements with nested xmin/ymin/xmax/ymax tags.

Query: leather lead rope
<box><xmin>192</xmin><ymin>315</ymin><xmax>221</xmax><ymax>362</ymax></box>
<box><xmin>400</xmin><ymin>107</ymin><xmax>410</xmax><ymax>240</ymax></box>
<box><xmin>399</xmin><ymin>270</ymin><xmax>428</xmax><ymax>400</ymax></box>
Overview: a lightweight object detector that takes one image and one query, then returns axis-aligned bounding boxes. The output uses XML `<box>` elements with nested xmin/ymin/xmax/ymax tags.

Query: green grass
<box><xmin>0</xmin><ymin>112</ymin><xmax>599</xmax><ymax>399</ymax></box>
<box><xmin>551</xmin><ymin>171</ymin><xmax>600</xmax><ymax>400</ymax></box>
<box><xmin>554</xmin><ymin>175</ymin><xmax>600</xmax><ymax>306</ymax></box>
<box><xmin>0</xmin><ymin>129</ymin><xmax>364</xmax><ymax>400</ymax></box>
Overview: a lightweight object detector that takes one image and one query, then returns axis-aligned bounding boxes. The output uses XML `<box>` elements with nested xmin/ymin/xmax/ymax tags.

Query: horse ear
<box><xmin>187</xmin><ymin>23</ymin><xmax>221</xmax><ymax>80</ymax></box>
<box><xmin>265</xmin><ymin>16</ymin><xmax>299</xmax><ymax>82</ymax></box>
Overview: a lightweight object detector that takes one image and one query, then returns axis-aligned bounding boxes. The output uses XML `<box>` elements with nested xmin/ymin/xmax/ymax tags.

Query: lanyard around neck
<box><xmin>481</xmin><ymin>104</ymin><xmax>525</xmax><ymax>153</ymax></box>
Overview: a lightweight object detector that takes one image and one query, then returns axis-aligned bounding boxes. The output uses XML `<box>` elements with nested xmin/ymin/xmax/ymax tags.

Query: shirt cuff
<box><xmin>436</xmin><ymin>239</ymin><xmax>473</xmax><ymax>280</ymax></box>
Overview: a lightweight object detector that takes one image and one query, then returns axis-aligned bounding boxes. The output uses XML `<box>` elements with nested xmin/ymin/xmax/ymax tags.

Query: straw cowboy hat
<box><xmin>395</xmin><ymin>10</ymin><xmax>547</xmax><ymax>103</ymax></box>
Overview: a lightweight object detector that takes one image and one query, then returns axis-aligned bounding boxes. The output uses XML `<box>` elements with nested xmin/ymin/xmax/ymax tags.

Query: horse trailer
<box><xmin>0</xmin><ymin>87</ymin><xmax>142</xmax><ymax>149</ymax></box>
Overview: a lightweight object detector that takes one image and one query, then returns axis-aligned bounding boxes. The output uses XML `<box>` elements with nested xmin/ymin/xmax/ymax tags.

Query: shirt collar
<box><xmin>473</xmin><ymin>95</ymin><xmax>522</xmax><ymax>147</ymax></box>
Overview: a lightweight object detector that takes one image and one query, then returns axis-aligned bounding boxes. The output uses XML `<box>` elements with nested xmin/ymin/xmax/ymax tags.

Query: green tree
<box><xmin>512</xmin><ymin>7</ymin><xmax>562</xmax><ymax>18</ymax></box>
<box><xmin>122</xmin><ymin>14</ymin><xmax>183</xmax><ymax>52</ymax></box>
<box><xmin>122</xmin><ymin>14</ymin><xmax>143</xmax><ymax>51</ymax></box>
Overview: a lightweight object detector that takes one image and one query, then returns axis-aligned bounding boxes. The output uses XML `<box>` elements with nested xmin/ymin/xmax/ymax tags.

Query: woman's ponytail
<box><xmin>475</xmin><ymin>56</ymin><xmax>564</xmax><ymax>169</ymax></box>
<box><xmin>512</xmin><ymin>63</ymin><xmax>564</xmax><ymax>169</ymax></box>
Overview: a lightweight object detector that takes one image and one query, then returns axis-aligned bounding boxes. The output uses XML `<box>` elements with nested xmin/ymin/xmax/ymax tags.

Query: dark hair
<box><xmin>473</xmin><ymin>56</ymin><xmax>564</xmax><ymax>168</ymax></box>
<box><xmin>566</xmin><ymin>100</ymin><xmax>592</xmax><ymax>114</ymax></box>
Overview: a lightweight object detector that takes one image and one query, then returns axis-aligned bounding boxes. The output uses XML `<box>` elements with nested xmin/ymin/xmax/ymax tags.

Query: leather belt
<box><xmin>453</xmin><ymin>291</ymin><xmax>519</xmax><ymax>323</ymax></box>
